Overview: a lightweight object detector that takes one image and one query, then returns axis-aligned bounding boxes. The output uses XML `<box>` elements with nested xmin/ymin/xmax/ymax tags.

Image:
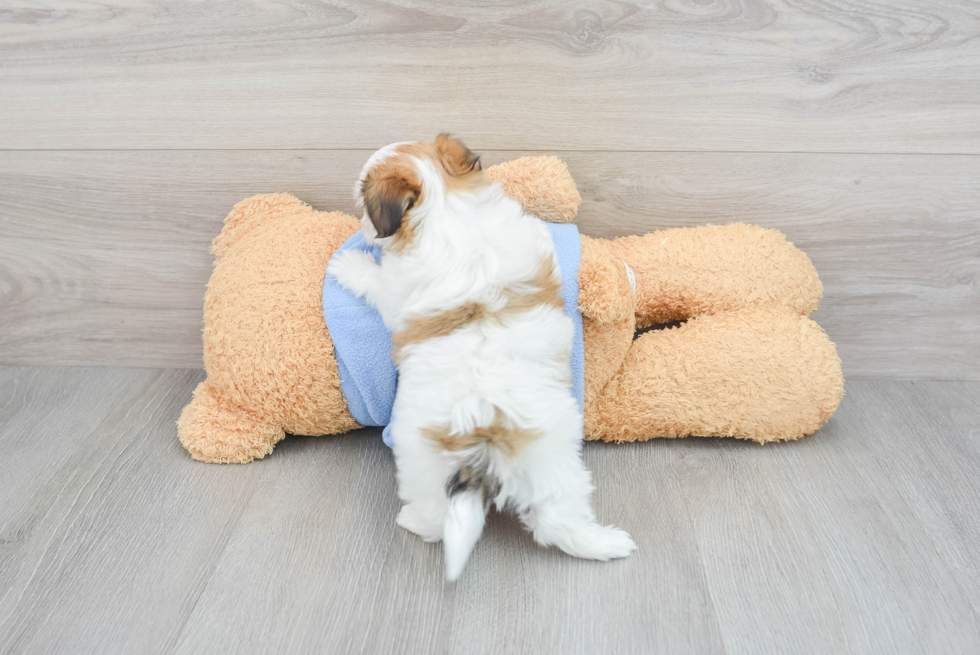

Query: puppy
<box><xmin>329</xmin><ymin>135</ymin><xmax>635</xmax><ymax>581</ymax></box>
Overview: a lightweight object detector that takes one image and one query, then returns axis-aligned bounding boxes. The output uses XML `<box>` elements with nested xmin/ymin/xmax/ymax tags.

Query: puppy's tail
<box><xmin>443</xmin><ymin>456</ymin><xmax>498</xmax><ymax>582</ymax></box>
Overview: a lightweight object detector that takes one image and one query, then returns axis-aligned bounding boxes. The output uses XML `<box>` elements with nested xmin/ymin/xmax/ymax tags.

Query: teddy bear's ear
<box><xmin>361</xmin><ymin>170</ymin><xmax>421</xmax><ymax>238</ymax></box>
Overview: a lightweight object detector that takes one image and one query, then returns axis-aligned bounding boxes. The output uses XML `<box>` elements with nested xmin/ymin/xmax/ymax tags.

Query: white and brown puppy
<box><xmin>329</xmin><ymin>135</ymin><xmax>635</xmax><ymax>581</ymax></box>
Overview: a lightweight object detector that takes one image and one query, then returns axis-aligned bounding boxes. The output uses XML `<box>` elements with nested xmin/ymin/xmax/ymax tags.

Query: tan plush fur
<box><xmin>178</xmin><ymin>194</ymin><xmax>361</xmax><ymax>463</ymax></box>
<box><xmin>601</xmin><ymin>225</ymin><xmax>824</xmax><ymax>328</ymax></box>
<box><xmin>485</xmin><ymin>156</ymin><xmax>581</xmax><ymax>224</ymax></box>
<box><xmin>178</xmin><ymin>158</ymin><xmax>843</xmax><ymax>463</ymax></box>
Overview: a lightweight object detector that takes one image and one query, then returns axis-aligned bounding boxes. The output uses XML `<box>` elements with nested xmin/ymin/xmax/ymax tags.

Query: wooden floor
<box><xmin>0</xmin><ymin>367</ymin><xmax>978</xmax><ymax>654</ymax></box>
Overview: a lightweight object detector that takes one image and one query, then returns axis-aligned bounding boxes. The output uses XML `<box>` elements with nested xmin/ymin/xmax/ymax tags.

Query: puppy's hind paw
<box><xmin>397</xmin><ymin>503</ymin><xmax>444</xmax><ymax>543</ymax></box>
<box><xmin>561</xmin><ymin>524</ymin><xmax>637</xmax><ymax>561</ymax></box>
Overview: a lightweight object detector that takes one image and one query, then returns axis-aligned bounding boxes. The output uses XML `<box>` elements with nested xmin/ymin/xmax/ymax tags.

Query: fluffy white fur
<box><xmin>329</xmin><ymin>141</ymin><xmax>635</xmax><ymax>581</ymax></box>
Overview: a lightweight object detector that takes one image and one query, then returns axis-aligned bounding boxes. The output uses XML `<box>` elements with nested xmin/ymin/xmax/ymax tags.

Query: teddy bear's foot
<box><xmin>178</xmin><ymin>381</ymin><xmax>286</xmax><ymax>464</ymax></box>
<box><xmin>587</xmin><ymin>307</ymin><xmax>844</xmax><ymax>443</ymax></box>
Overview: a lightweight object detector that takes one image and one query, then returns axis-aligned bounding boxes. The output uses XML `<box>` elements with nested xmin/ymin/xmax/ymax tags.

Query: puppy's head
<box><xmin>355</xmin><ymin>134</ymin><xmax>485</xmax><ymax>246</ymax></box>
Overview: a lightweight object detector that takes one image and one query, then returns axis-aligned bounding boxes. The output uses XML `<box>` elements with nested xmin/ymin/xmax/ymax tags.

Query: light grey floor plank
<box><xmin>171</xmin><ymin>434</ymin><xmax>728</xmax><ymax>655</ymax></box>
<box><xmin>0</xmin><ymin>367</ymin><xmax>273</xmax><ymax>654</ymax></box>
<box><xmin>169</xmin><ymin>431</ymin><xmax>454</xmax><ymax>655</ymax></box>
<box><xmin>1</xmin><ymin>150</ymin><xmax>977</xmax><ymax>378</ymax></box>
<box><xmin>0</xmin><ymin>366</ymin><xmax>156</xmax><ymax>576</ymax></box>
<box><xmin>1</xmin><ymin>1</ymin><xmax>978</xmax><ymax>152</ymax></box>
<box><xmin>2</xmin><ymin>370</ymin><xmax>980</xmax><ymax>654</ymax></box>
<box><xmin>835</xmin><ymin>382</ymin><xmax>980</xmax><ymax>622</ymax></box>
<box><xmin>675</xmin><ymin>382</ymin><xmax>980</xmax><ymax>655</ymax></box>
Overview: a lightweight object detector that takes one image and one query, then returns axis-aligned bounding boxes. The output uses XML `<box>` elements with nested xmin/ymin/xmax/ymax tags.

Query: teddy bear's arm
<box><xmin>577</xmin><ymin>235</ymin><xmax>635</xmax><ymax>324</ymax></box>
<box><xmin>604</xmin><ymin>224</ymin><xmax>823</xmax><ymax>328</ymax></box>
<box><xmin>486</xmin><ymin>157</ymin><xmax>581</xmax><ymax>224</ymax></box>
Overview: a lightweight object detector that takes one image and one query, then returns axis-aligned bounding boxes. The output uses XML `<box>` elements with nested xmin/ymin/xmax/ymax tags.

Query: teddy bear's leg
<box><xmin>178</xmin><ymin>381</ymin><xmax>286</xmax><ymax>464</ymax></box>
<box><xmin>582</xmin><ymin>314</ymin><xmax>635</xmax><ymax>439</ymax></box>
<box><xmin>599</xmin><ymin>224</ymin><xmax>824</xmax><ymax>327</ymax></box>
<box><xmin>586</xmin><ymin>307</ymin><xmax>844</xmax><ymax>443</ymax></box>
<box><xmin>577</xmin><ymin>236</ymin><xmax>639</xmax><ymax>438</ymax></box>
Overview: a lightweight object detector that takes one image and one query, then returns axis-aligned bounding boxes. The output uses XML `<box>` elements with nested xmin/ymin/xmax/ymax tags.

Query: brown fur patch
<box><xmin>361</xmin><ymin>160</ymin><xmax>422</xmax><ymax>240</ymax></box>
<box><xmin>396</xmin><ymin>134</ymin><xmax>488</xmax><ymax>194</ymax></box>
<box><xmin>391</xmin><ymin>255</ymin><xmax>565</xmax><ymax>361</ymax></box>
<box><xmin>505</xmin><ymin>256</ymin><xmax>565</xmax><ymax>312</ymax></box>
<box><xmin>392</xmin><ymin>302</ymin><xmax>488</xmax><ymax>361</ymax></box>
<box><xmin>433</xmin><ymin>133</ymin><xmax>483</xmax><ymax>177</ymax></box>
<box><xmin>423</xmin><ymin>409</ymin><xmax>541</xmax><ymax>458</ymax></box>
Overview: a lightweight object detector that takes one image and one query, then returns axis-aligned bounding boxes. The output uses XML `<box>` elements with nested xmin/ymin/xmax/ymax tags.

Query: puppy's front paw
<box><xmin>328</xmin><ymin>249</ymin><xmax>379</xmax><ymax>296</ymax></box>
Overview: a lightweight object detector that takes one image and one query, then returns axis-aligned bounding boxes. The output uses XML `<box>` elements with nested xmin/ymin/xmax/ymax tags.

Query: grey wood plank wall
<box><xmin>1</xmin><ymin>150</ymin><xmax>977</xmax><ymax>378</ymax></box>
<box><xmin>2</xmin><ymin>1</ymin><xmax>978</xmax><ymax>152</ymax></box>
<box><xmin>1</xmin><ymin>0</ymin><xmax>978</xmax><ymax>378</ymax></box>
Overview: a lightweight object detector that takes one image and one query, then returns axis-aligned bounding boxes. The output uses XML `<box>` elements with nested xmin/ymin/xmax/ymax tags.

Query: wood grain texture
<box><xmin>0</xmin><ymin>366</ymin><xmax>270</xmax><ymax>654</ymax></box>
<box><xmin>1</xmin><ymin>0</ymin><xmax>978</xmax><ymax>152</ymax></box>
<box><xmin>1</xmin><ymin>150</ymin><xmax>977</xmax><ymax>378</ymax></box>
<box><xmin>677</xmin><ymin>382</ymin><xmax>980</xmax><ymax>654</ymax></box>
<box><xmin>1</xmin><ymin>368</ymin><xmax>979</xmax><ymax>653</ymax></box>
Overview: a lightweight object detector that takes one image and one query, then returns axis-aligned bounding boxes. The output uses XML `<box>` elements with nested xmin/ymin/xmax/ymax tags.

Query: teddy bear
<box><xmin>178</xmin><ymin>156</ymin><xmax>843</xmax><ymax>464</ymax></box>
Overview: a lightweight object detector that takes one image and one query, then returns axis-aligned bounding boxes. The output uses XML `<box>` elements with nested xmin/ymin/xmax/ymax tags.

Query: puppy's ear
<box><xmin>435</xmin><ymin>134</ymin><xmax>482</xmax><ymax>176</ymax></box>
<box><xmin>361</xmin><ymin>171</ymin><xmax>420</xmax><ymax>238</ymax></box>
